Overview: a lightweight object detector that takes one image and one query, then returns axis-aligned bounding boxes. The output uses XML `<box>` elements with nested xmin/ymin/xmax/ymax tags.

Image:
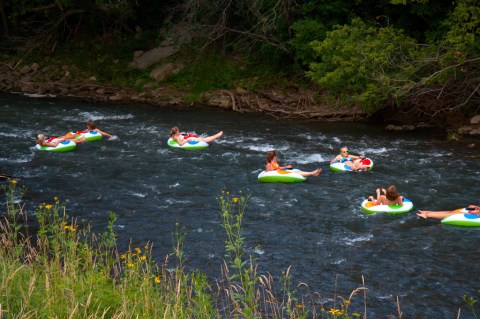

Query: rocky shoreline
<box><xmin>2</xmin><ymin>60</ymin><xmax>479</xmax><ymax>137</ymax></box>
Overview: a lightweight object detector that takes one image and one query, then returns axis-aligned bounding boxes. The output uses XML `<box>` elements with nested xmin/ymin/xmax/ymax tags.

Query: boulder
<box><xmin>132</xmin><ymin>46</ymin><xmax>177</xmax><ymax>70</ymax></box>
<box><xmin>150</xmin><ymin>62</ymin><xmax>184</xmax><ymax>82</ymax></box>
<box><xmin>457</xmin><ymin>126</ymin><xmax>473</xmax><ymax>134</ymax></box>
<box><xmin>469</xmin><ymin>128</ymin><xmax>480</xmax><ymax>135</ymax></box>
<box><xmin>470</xmin><ymin>114</ymin><xmax>480</xmax><ymax>124</ymax></box>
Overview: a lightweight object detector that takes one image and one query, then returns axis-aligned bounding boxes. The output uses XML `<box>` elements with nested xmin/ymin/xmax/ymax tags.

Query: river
<box><xmin>1</xmin><ymin>94</ymin><xmax>479</xmax><ymax>318</ymax></box>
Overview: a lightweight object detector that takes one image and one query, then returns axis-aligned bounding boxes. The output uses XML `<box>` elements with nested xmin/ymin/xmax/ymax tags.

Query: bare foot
<box><xmin>416</xmin><ymin>210</ymin><xmax>428</xmax><ymax>219</ymax></box>
<box><xmin>313</xmin><ymin>168</ymin><xmax>323</xmax><ymax>176</ymax></box>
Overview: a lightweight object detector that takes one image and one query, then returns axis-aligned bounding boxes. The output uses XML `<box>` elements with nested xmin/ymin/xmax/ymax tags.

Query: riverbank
<box><xmin>0</xmin><ymin>60</ymin><xmax>366</xmax><ymax>119</ymax></box>
<box><xmin>1</xmin><ymin>59</ymin><xmax>479</xmax><ymax>136</ymax></box>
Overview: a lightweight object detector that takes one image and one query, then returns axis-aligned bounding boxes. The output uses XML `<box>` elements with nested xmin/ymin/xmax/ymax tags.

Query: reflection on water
<box><xmin>1</xmin><ymin>94</ymin><xmax>479</xmax><ymax>318</ymax></box>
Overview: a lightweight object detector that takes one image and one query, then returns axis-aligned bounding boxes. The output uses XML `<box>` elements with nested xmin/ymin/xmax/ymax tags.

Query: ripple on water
<box><xmin>1</xmin><ymin>95</ymin><xmax>479</xmax><ymax>318</ymax></box>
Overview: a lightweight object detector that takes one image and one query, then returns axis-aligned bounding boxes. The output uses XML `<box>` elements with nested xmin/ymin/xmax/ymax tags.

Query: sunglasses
<box><xmin>342</xmin><ymin>150</ymin><xmax>349</xmax><ymax>153</ymax></box>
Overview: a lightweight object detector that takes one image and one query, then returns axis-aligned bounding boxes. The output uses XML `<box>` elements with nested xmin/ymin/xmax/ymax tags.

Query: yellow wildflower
<box><xmin>232</xmin><ymin>197</ymin><xmax>239</xmax><ymax>203</ymax></box>
<box><xmin>11</xmin><ymin>180</ymin><xmax>17</xmax><ymax>185</ymax></box>
<box><xmin>120</xmin><ymin>254</ymin><xmax>126</xmax><ymax>259</ymax></box>
<box><xmin>127</xmin><ymin>263</ymin><xmax>134</xmax><ymax>268</ymax></box>
<box><xmin>140</xmin><ymin>255</ymin><xmax>146</xmax><ymax>261</ymax></box>
<box><xmin>155</xmin><ymin>277</ymin><xmax>161</xmax><ymax>284</ymax></box>
<box><xmin>344</xmin><ymin>300</ymin><xmax>351</xmax><ymax>305</ymax></box>
<box><xmin>45</xmin><ymin>204</ymin><xmax>52</xmax><ymax>210</ymax></box>
<box><xmin>329</xmin><ymin>308</ymin><xmax>341</xmax><ymax>315</ymax></box>
<box><xmin>135</xmin><ymin>247</ymin><xmax>141</xmax><ymax>254</ymax></box>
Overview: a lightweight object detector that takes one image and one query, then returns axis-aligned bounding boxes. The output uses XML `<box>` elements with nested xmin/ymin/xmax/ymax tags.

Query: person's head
<box><xmin>339</xmin><ymin>146</ymin><xmax>349</xmax><ymax>157</ymax></box>
<box><xmin>386</xmin><ymin>185</ymin><xmax>399</xmax><ymax>201</ymax></box>
<box><xmin>36</xmin><ymin>134</ymin><xmax>45</xmax><ymax>145</ymax></box>
<box><xmin>87</xmin><ymin>120</ymin><xmax>96</xmax><ymax>130</ymax></box>
<box><xmin>266</xmin><ymin>150</ymin><xmax>277</xmax><ymax>163</ymax></box>
<box><xmin>170</xmin><ymin>127</ymin><xmax>179</xmax><ymax>137</ymax></box>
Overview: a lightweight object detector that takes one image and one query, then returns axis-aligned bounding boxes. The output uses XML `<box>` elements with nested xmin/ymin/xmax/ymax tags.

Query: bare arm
<box><xmin>95</xmin><ymin>129</ymin><xmax>112</xmax><ymax>138</ymax></box>
<box><xmin>330</xmin><ymin>155</ymin><xmax>341</xmax><ymax>164</ymax></box>
<box><xmin>173</xmin><ymin>135</ymin><xmax>188</xmax><ymax>146</ymax></box>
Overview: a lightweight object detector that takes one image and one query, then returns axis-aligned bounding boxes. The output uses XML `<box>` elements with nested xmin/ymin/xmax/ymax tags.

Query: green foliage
<box><xmin>307</xmin><ymin>18</ymin><xmax>421</xmax><ymax>113</ymax></box>
<box><xmin>463</xmin><ymin>293</ymin><xmax>479</xmax><ymax>319</ymax></box>
<box><xmin>289</xmin><ymin>19</ymin><xmax>328</xmax><ymax>65</ymax></box>
<box><xmin>442</xmin><ymin>0</ymin><xmax>480</xmax><ymax>54</ymax></box>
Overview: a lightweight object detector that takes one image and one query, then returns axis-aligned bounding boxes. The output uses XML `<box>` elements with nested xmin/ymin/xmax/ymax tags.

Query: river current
<box><xmin>1</xmin><ymin>94</ymin><xmax>479</xmax><ymax>318</ymax></box>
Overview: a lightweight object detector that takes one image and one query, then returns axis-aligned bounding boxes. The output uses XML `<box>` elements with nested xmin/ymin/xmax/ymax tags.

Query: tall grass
<box><xmin>1</xmin><ymin>181</ymin><xmax>475</xmax><ymax>318</ymax></box>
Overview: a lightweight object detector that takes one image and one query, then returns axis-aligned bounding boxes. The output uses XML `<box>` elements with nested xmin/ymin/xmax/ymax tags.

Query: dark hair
<box><xmin>266</xmin><ymin>150</ymin><xmax>277</xmax><ymax>163</ymax></box>
<box><xmin>386</xmin><ymin>185</ymin><xmax>399</xmax><ymax>201</ymax></box>
<box><xmin>87</xmin><ymin>120</ymin><xmax>96</xmax><ymax>129</ymax></box>
<box><xmin>170</xmin><ymin>127</ymin><xmax>179</xmax><ymax>137</ymax></box>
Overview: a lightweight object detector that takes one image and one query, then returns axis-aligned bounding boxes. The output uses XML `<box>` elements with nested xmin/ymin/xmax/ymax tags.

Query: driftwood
<box><xmin>216</xmin><ymin>88</ymin><xmax>366</xmax><ymax>121</ymax></box>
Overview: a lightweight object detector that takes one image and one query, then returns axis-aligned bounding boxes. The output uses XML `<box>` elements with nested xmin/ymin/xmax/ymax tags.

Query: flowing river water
<box><xmin>1</xmin><ymin>94</ymin><xmax>479</xmax><ymax>318</ymax></box>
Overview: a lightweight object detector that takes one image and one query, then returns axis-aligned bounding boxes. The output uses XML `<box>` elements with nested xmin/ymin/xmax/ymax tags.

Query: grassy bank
<box><xmin>1</xmin><ymin>181</ymin><xmax>477</xmax><ymax>318</ymax></box>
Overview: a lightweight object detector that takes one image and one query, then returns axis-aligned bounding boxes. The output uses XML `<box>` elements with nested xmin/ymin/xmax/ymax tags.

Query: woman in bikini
<box><xmin>81</xmin><ymin>120</ymin><xmax>113</xmax><ymax>137</ymax></box>
<box><xmin>368</xmin><ymin>185</ymin><xmax>404</xmax><ymax>206</ymax></box>
<box><xmin>330</xmin><ymin>146</ymin><xmax>370</xmax><ymax>171</ymax></box>
<box><xmin>266</xmin><ymin>150</ymin><xmax>322</xmax><ymax>177</ymax></box>
<box><xmin>36</xmin><ymin>133</ymin><xmax>85</xmax><ymax>147</ymax></box>
<box><xmin>169</xmin><ymin>127</ymin><xmax>223</xmax><ymax>146</ymax></box>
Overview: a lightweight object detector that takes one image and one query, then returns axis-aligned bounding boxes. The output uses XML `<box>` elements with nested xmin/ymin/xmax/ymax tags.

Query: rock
<box><xmin>133</xmin><ymin>51</ymin><xmax>144</xmax><ymax>59</ymax></box>
<box><xmin>236</xmin><ymin>87</ymin><xmax>248</xmax><ymax>95</ymax></box>
<box><xmin>20</xmin><ymin>65</ymin><xmax>31</xmax><ymax>74</ymax></box>
<box><xmin>89</xmin><ymin>76</ymin><xmax>97</xmax><ymax>81</ymax></box>
<box><xmin>150</xmin><ymin>62</ymin><xmax>184</xmax><ymax>82</ymax></box>
<box><xmin>385</xmin><ymin>125</ymin><xmax>403</xmax><ymax>131</ymax></box>
<box><xmin>457</xmin><ymin>126</ymin><xmax>473</xmax><ymax>134</ymax></box>
<box><xmin>30</xmin><ymin>63</ymin><xmax>39</xmax><ymax>72</ymax></box>
<box><xmin>109</xmin><ymin>94</ymin><xmax>123</xmax><ymax>101</ymax></box>
<box><xmin>469</xmin><ymin>128</ymin><xmax>480</xmax><ymax>135</ymax></box>
<box><xmin>402</xmin><ymin>124</ymin><xmax>415</xmax><ymax>131</ymax></box>
<box><xmin>470</xmin><ymin>114</ymin><xmax>480</xmax><ymax>124</ymax></box>
<box><xmin>132</xmin><ymin>46</ymin><xmax>178</xmax><ymax>70</ymax></box>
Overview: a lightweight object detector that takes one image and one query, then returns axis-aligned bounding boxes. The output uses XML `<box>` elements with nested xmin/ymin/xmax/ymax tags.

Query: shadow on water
<box><xmin>1</xmin><ymin>94</ymin><xmax>479</xmax><ymax>317</ymax></box>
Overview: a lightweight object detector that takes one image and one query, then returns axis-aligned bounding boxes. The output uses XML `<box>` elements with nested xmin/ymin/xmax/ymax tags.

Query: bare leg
<box><xmin>298</xmin><ymin>168</ymin><xmax>323</xmax><ymax>177</ymax></box>
<box><xmin>416</xmin><ymin>210</ymin><xmax>457</xmax><ymax>220</ymax></box>
<box><xmin>198</xmin><ymin>131</ymin><xmax>223</xmax><ymax>143</ymax></box>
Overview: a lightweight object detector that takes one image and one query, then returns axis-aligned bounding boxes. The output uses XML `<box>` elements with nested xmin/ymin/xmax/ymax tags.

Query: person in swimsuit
<box><xmin>367</xmin><ymin>185</ymin><xmax>404</xmax><ymax>206</ymax></box>
<box><xmin>265</xmin><ymin>150</ymin><xmax>322</xmax><ymax>177</ymax></box>
<box><xmin>36</xmin><ymin>133</ymin><xmax>85</xmax><ymax>147</ymax></box>
<box><xmin>169</xmin><ymin>127</ymin><xmax>223</xmax><ymax>146</ymax></box>
<box><xmin>81</xmin><ymin>120</ymin><xmax>113</xmax><ymax>137</ymax></box>
<box><xmin>417</xmin><ymin>205</ymin><xmax>480</xmax><ymax>220</ymax></box>
<box><xmin>330</xmin><ymin>146</ymin><xmax>370</xmax><ymax>171</ymax></box>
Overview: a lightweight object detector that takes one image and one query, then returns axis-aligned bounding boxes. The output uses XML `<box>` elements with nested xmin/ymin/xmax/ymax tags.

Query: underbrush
<box><xmin>1</xmin><ymin>180</ymin><xmax>476</xmax><ymax>318</ymax></box>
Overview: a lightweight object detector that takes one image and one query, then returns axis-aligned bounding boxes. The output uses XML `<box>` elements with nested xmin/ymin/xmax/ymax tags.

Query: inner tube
<box><xmin>330</xmin><ymin>158</ymin><xmax>374</xmax><ymax>172</ymax></box>
<box><xmin>257</xmin><ymin>169</ymin><xmax>306</xmax><ymax>183</ymax></box>
<box><xmin>360</xmin><ymin>197</ymin><xmax>414</xmax><ymax>215</ymax></box>
<box><xmin>82</xmin><ymin>131</ymin><xmax>103</xmax><ymax>142</ymax></box>
<box><xmin>35</xmin><ymin>140</ymin><xmax>77</xmax><ymax>152</ymax></box>
<box><xmin>70</xmin><ymin>131</ymin><xmax>103</xmax><ymax>142</ymax></box>
<box><xmin>167</xmin><ymin>138</ymin><xmax>209</xmax><ymax>150</ymax></box>
<box><xmin>441</xmin><ymin>208</ymin><xmax>480</xmax><ymax>227</ymax></box>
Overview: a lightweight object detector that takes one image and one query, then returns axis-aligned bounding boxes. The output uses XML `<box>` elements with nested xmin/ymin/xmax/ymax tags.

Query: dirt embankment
<box><xmin>2</xmin><ymin>60</ymin><xmax>480</xmax><ymax>137</ymax></box>
<box><xmin>0</xmin><ymin>60</ymin><xmax>366</xmax><ymax>120</ymax></box>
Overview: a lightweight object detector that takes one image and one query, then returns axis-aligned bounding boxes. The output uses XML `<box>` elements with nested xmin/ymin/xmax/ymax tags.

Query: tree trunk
<box><xmin>0</xmin><ymin>0</ymin><xmax>9</xmax><ymax>37</ymax></box>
